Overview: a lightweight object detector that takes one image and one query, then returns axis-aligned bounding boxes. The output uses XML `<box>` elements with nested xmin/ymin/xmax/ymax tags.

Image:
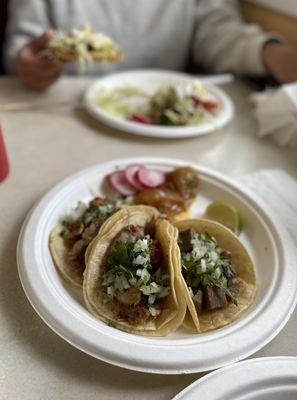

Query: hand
<box><xmin>16</xmin><ymin>29</ymin><xmax>65</xmax><ymax>91</ymax></box>
<box><xmin>262</xmin><ymin>42</ymin><xmax>297</xmax><ymax>84</ymax></box>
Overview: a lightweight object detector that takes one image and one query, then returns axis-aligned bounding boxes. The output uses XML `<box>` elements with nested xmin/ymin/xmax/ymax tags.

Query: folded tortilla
<box><xmin>49</xmin><ymin>223</ymin><xmax>85</xmax><ymax>287</ymax></box>
<box><xmin>173</xmin><ymin>219</ymin><xmax>257</xmax><ymax>333</ymax></box>
<box><xmin>50</xmin><ymin>48</ymin><xmax>122</xmax><ymax>63</ymax></box>
<box><xmin>83</xmin><ymin>205</ymin><xmax>187</xmax><ymax>336</ymax></box>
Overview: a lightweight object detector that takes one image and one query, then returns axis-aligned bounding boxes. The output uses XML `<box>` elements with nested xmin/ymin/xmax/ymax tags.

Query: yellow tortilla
<box><xmin>173</xmin><ymin>219</ymin><xmax>257</xmax><ymax>333</ymax></box>
<box><xmin>49</xmin><ymin>223</ymin><xmax>84</xmax><ymax>287</ymax></box>
<box><xmin>51</xmin><ymin>48</ymin><xmax>122</xmax><ymax>63</ymax></box>
<box><xmin>83</xmin><ymin>205</ymin><xmax>187</xmax><ymax>336</ymax></box>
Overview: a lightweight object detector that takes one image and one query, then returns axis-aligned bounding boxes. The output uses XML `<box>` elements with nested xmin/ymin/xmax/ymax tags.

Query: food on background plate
<box><xmin>96</xmin><ymin>79</ymin><xmax>219</xmax><ymax>126</ymax></box>
<box><xmin>173</xmin><ymin>219</ymin><xmax>256</xmax><ymax>332</ymax></box>
<box><xmin>44</xmin><ymin>26</ymin><xmax>122</xmax><ymax>71</ymax></box>
<box><xmin>49</xmin><ymin>197</ymin><xmax>122</xmax><ymax>286</ymax></box>
<box><xmin>83</xmin><ymin>205</ymin><xmax>187</xmax><ymax>335</ymax></box>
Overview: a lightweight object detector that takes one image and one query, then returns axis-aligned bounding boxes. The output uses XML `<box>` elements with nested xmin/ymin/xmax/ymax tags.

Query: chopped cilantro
<box><xmin>181</xmin><ymin>231</ymin><xmax>238</xmax><ymax>305</ymax></box>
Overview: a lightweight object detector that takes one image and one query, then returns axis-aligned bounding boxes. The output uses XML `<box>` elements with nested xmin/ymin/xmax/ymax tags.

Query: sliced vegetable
<box><xmin>108</xmin><ymin>170</ymin><xmax>137</xmax><ymax>196</ymax></box>
<box><xmin>205</xmin><ymin>201</ymin><xmax>242</xmax><ymax>235</ymax></box>
<box><xmin>129</xmin><ymin>114</ymin><xmax>154</xmax><ymax>124</ymax></box>
<box><xmin>125</xmin><ymin>164</ymin><xmax>147</xmax><ymax>190</ymax></box>
<box><xmin>202</xmin><ymin>101</ymin><xmax>218</xmax><ymax>111</ymax></box>
<box><xmin>137</xmin><ymin>168</ymin><xmax>165</xmax><ymax>188</ymax></box>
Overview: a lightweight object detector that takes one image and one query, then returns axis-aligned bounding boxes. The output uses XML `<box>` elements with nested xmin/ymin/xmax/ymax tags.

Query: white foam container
<box><xmin>173</xmin><ymin>357</ymin><xmax>297</xmax><ymax>399</ymax></box>
<box><xmin>84</xmin><ymin>70</ymin><xmax>234</xmax><ymax>138</ymax></box>
<box><xmin>17</xmin><ymin>157</ymin><xmax>297</xmax><ymax>374</ymax></box>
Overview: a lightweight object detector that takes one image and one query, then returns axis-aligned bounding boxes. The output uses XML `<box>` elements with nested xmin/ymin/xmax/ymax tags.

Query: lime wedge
<box><xmin>205</xmin><ymin>201</ymin><xmax>243</xmax><ymax>235</ymax></box>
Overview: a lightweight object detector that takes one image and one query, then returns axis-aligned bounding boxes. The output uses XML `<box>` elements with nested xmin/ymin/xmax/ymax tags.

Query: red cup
<box><xmin>0</xmin><ymin>124</ymin><xmax>9</xmax><ymax>182</ymax></box>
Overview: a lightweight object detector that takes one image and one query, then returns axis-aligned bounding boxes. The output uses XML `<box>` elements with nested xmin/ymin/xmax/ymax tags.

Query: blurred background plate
<box><xmin>172</xmin><ymin>357</ymin><xmax>297</xmax><ymax>399</ymax></box>
<box><xmin>17</xmin><ymin>157</ymin><xmax>297</xmax><ymax>374</ymax></box>
<box><xmin>84</xmin><ymin>70</ymin><xmax>234</xmax><ymax>138</ymax></box>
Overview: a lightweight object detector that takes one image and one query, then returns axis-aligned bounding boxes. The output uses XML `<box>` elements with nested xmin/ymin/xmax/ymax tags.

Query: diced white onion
<box><xmin>214</xmin><ymin>267</ymin><xmax>221</xmax><ymax>279</ymax></box>
<box><xmin>107</xmin><ymin>286</ymin><xmax>114</xmax><ymax>299</ymax></box>
<box><xmin>149</xmin><ymin>306</ymin><xmax>159</xmax><ymax>316</ymax></box>
<box><xmin>148</xmin><ymin>295</ymin><xmax>156</xmax><ymax>305</ymax></box>
<box><xmin>201</xmin><ymin>259</ymin><xmax>207</xmax><ymax>273</ymax></box>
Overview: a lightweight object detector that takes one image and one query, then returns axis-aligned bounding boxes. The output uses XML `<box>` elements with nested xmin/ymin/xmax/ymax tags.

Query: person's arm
<box><xmin>4</xmin><ymin>0</ymin><xmax>64</xmax><ymax>90</ymax></box>
<box><xmin>193</xmin><ymin>0</ymin><xmax>283</xmax><ymax>77</ymax></box>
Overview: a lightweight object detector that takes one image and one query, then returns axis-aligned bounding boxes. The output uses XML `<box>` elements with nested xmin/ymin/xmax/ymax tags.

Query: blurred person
<box><xmin>4</xmin><ymin>0</ymin><xmax>297</xmax><ymax>91</ymax></box>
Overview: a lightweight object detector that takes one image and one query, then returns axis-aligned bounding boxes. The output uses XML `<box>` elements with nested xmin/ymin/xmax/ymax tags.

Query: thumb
<box><xmin>30</xmin><ymin>29</ymin><xmax>54</xmax><ymax>52</ymax></box>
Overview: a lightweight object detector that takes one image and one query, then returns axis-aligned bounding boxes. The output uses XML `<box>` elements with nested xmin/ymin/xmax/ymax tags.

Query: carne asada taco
<box><xmin>83</xmin><ymin>205</ymin><xmax>187</xmax><ymax>335</ymax></box>
<box><xmin>49</xmin><ymin>197</ymin><xmax>119</xmax><ymax>287</ymax></box>
<box><xmin>173</xmin><ymin>219</ymin><xmax>257</xmax><ymax>332</ymax></box>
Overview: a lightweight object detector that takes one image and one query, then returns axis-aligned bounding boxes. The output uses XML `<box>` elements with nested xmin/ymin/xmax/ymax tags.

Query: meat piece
<box><xmin>218</xmin><ymin>248</ymin><xmax>232</xmax><ymax>257</ymax></box>
<box><xmin>227</xmin><ymin>278</ymin><xmax>240</xmax><ymax>297</ymax></box>
<box><xmin>223</xmin><ymin>264</ymin><xmax>236</xmax><ymax>279</ymax></box>
<box><xmin>115</xmin><ymin>287</ymin><xmax>141</xmax><ymax>306</ymax></box>
<box><xmin>178</xmin><ymin>229</ymin><xmax>194</xmax><ymax>252</ymax></box>
<box><xmin>67</xmin><ymin>220</ymin><xmax>84</xmax><ymax>240</ymax></box>
<box><xmin>134</xmin><ymin>188</ymin><xmax>187</xmax><ymax>217</ymax></box>
<box><xmin>118</xmin><ymin>303</ymin><xmax>151</xmax><ymax>326</ymax></box>
<box><xmin>68</xmin><ymin>240</ymin><xmax>87</xmax><ymax>275</ymax></box>
<box><xmin>89</xmin><ymin>197</ymin><xmax>105</xmax><ymax>207</ymax></box>
<box><xmin>193</xmin><ymin>289</ymin><xmax>203</xmax><ymax>313</ymax></box>
<box><xmin>166</xmin><ymin>167</ymin><xmax>199</xmax><ymax>199</ymax></box>
<box><xmin>114</xmin><ymin>225</ymin><xmax>145</xmax><ymax>244</ymax></box>
<box><xmin>203</xmin><ymin>286</ymin><xmax>228</xmax><ymax>310</ymax></box>
<box><xmin>82</xmin><ymin>222</ymin><xmax>100</xmax><ymax>243</ymax></box>
<box><xmin>144</xmin><ymin>219</ymin><xmax>156</xmax><ymax>237</ymax></box>
<box><xmin>149</xmin><ymin>240</ymin><xmax>161</xmax><ymax>266</ymax></box>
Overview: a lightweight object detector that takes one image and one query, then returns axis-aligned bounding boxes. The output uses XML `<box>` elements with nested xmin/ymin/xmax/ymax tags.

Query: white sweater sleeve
<box><xmin>193</xmin><ymin>0</ymin><xmax>281</xmax><ymax>76</ymax></box>
<box><xmin>4</xmin><ymin>0</ymin><xmax>50</xmax><ymax>72</ymax></box>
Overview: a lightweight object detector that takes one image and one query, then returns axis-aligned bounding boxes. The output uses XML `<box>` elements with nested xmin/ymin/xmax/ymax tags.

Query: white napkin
<box><xmin>237</xmin><ymin>169</ymin><xmax>297</xmax><ymax>246</ymax></box>
<box><xmin>251</xmin><ymin>83</ymin><xmax>297</xmax><ymax>147</ymax></box>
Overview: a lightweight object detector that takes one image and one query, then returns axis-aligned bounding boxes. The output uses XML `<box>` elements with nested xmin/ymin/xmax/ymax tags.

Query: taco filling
<box><xmin>174</xmin><ymin>219</ymin><xmax>256</xmax><ymax>332</ymax></box>
<box><xmin>83</xmin><ymin>205</ymin><xmax>186</xmax><ymax>335</ymax></box>
<box><xmin>49</xmin><ymin>197</ymin><xmax>119</xmax><ymax>286</ymax></box>
<box><xmin>100</xmin><ymin>224</ymin><xmax>171</xmax><ymax>326</ymax></box>
<box><xmin>134</xmin><ymin>167</ymin><xmax>199</xmax><ymax>219</ymax></box>
<box><xmin>179</xmin><ymin>229</ymin><xmax>239</xmax><ymax>313</ymax></box>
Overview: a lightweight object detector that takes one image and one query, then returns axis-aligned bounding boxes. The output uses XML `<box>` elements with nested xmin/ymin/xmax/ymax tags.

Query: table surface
<box><xmin>0</xmin><ymin>76</ymin><xmax>296</xmax><ymax>400</ymax></box>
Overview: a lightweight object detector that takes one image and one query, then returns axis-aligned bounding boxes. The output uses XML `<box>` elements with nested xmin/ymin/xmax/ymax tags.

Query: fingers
<box><xmin>30</xmin><ymin>29</ymin><xmax>55</xmax><ymax>53</ymax></box>
<box><xmin>16</xmin><ymin>30</ymin><xmax>66</xmax><ymax>91</ymax></box>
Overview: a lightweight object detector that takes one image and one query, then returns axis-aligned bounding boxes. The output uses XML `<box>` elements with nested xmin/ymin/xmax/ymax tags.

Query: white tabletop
<box><xmin>0</xmin><ymin>76</ymin><xmax>296</xmax><ymax>400</ymax></box>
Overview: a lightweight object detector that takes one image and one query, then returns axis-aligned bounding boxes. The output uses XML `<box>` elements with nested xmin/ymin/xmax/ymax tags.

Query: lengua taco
<box><xmin>49</xmin><ymin>197</ymin><xmax>119</xmax><ymax>287</ymax></box>
<box><xmin>173</xmin><ymin>219</ymin><xmax>257</xmax><ymax>333</ymax></box>
<box><xmin>83</xmin><ymin>205</ymin><xmax>187</xmax><ymax>335</ymax></box>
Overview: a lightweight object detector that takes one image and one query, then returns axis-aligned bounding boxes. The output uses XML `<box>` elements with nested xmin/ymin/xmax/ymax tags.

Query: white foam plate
<box><xmin>17</xmin><ymin>157</ymin><xmax>297</xmax><ymax>374</ymax></box>
<box><xmin>84</xmin><ymin>70</ymin><xmax>234</xmax><ymax>138</ymax></box>
<box><xmin>173</xmin><ymin>357</ymin><xmax>297</xmax><ymax>399</ymax></box>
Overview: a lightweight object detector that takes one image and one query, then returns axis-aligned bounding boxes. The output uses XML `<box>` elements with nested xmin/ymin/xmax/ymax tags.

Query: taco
<box><xmin>47</xmin><ymin>26</ymin><xmax>122</xmax><ymax>71</ymax></box>
<box><xmin>173</xmin><ymin>219</ymin><xmax>257</xmax><ymax>332</ymax></box>
<box><xmin>83</xmin><ymin>205</ymin><xmax>186</xmax><ymax>335</ymax></box>
<box><xmin>49</xmin><ymin>197</ymin><xmax>119</xmax><ymax>287</ymax></box>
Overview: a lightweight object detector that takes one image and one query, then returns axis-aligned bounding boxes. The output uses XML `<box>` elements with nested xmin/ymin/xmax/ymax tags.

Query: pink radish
<box><xmin>108</xmin><ymin>170</ymin><xmax>137</xmax><ymax>196</ymax></box>
<box><xmin>125</xmin><ymin>164</ymin><xmax>147</xmax><ymax>190</ymax></box>
<box><xmin>128</xmin><ymin>114</ymin><xmax>154</xmax><ymax>124</ymax></box>
<box><xmin>137</xmin><ymin>168</ymin><xmax>165</xmax><ymax>188</ymax></box>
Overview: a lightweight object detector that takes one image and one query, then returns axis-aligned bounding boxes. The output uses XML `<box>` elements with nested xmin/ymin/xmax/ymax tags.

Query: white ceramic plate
<box><xmin>173</xmin><ymin>357</ymin><xmax>297</xmax><ymax>399</ymax></box>
<box><xmin>17</xmin><ymin>157</ymin><xmax>297</xmax><ymax>374</ymax></box>
<box><xmin>84</xmin><ymin>70</ymin><xmax>234</xmax><ymax>138</ymax></box>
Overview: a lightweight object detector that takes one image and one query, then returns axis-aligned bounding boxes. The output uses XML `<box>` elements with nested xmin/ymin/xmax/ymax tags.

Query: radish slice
<box><xmin>128</xmin><ymin>114</ymin><xmax>154</xmax><ymax>124</ymax></box>
<box><xmin>137</xmin><ymin>168</ymin><xmax>165</xmax><ymax>188</ymax></box>
<box><xmin>125</xmin><ymin>164</ymin><xmax>147</xmax><ymax>190</ymax></box>
<box><xmin>108</xmin><ymin>170</ymin><xmax>137</xmax><ymax>196</ymax></box>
